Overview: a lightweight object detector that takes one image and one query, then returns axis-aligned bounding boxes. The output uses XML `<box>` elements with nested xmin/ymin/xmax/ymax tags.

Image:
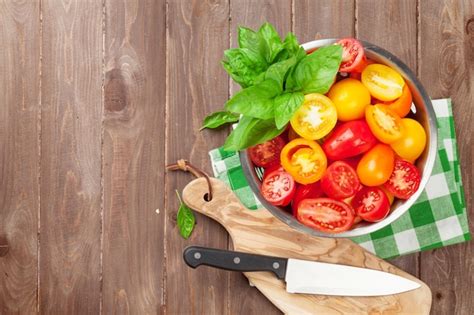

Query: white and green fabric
<box><xmin>209</xmin><ymin>99</ymin><xmax>470</xmax><ymax>259</ymax></box>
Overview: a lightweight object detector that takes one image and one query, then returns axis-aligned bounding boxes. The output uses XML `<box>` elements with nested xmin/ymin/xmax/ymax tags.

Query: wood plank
<box><xmin>356</xmin><ymin>0</ymin><xmax>419</xmax><ymax>277</ymax></box>
<box><xmin>0</xmin><ymin>1</ymin><xmax>40</xmax><ymax>313</ymax></box>
<box><xmin>102</xmin><ymin>0</ymin><xmax>166</xmax><ymax>313</ymax></box>
<box><xmin>40</xmin><ymin>1</ymin><xmax>103</xmax><ymax>313</ymax></box>
<box><xmin>418</xmin><ymin>0</ymin><xmax>473</xmax><ymax>314</ymax></box>
<box><xmin>166</xmin><ymin>1</ymin><xmax>230</xmax><ymax>314</ymax></box>
<box><xmin>228</xmin><ymin>1</ymin><xmax>291</xmax><ymax>313</ymax></box>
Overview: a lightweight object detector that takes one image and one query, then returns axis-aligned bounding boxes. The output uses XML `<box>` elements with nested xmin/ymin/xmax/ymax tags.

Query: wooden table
<box><xmin>0</xmin><ymin>0</ymin><xmax>472</xmax><ymax>314</ymax></box>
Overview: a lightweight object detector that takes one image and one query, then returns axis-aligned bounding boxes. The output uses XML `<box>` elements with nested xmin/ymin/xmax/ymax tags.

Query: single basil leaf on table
<box><xmin>223</xmin><ymin>116</ymin><xmax>285</xmax><ymax>151</ymax></box>
<box><xmin>225</xmin><ymin>79</ymin><xmax>281</xmax><ymax>119</ymax></box>
<box><xmin>273</xmin><ymin>92</ymin><xmax>304</xmax><ymax>129</ymax></box>
<box><xmin>258</xmin><ymin>23</ymin><xmax>284</xmax><ymax>64</ymax></box>
<box><xmin>286</xmin><ymin>44</ymin><xmax>342</xmax><ymax>94</ymax></box>
<box><xmin>176</xmin><ymin>190</ymin><xmax>195</xmax><ymax>239</ymax></box>
<box><xmin>222</xmin><ymin>48</ymin><xmax>267</xmax><ymax>88</ymax></box>
<box><xmin>264</xmin><ymin>56</ymin><xmax>297</xmax><ymax>90</ymax></box>
<box><xmin>200</xmin><ymin>111</ymin><xmax>240</xmax><ymax>130</ymax></box>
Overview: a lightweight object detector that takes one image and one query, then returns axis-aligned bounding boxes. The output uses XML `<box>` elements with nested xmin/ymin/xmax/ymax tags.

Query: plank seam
<box><xmin>37</xmin><ymin>0</ymin><xmax>43</xmax><ymax>312</ymax></box>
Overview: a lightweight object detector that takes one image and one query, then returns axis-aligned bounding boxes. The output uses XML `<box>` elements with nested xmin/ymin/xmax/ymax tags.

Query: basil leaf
<box><xmin>200</xmin><ymin>111</ymin><xmax>240</xmax><ymax>130</ymax></box>
<box><xmin>176</xmin><ymin>190</ymin><xmax>195</xmax><ymax>239</ymax></box>
<box><xmin>273</xmin><ymin>92</ymin><xmax>304</xmax><ymax>129</ymax></box>
<box><xmin>238</xmin><ymin>27</ymin><xmax>262</xmax><ymax>51</ymax></box>
<box><xmin>225</xmin><ymin>79</ymin><xmax>280</xmax><ymax>119</ymax></box>
<box><xmin>258</xmin><ymin>23</ymin><xmax>284</xmax><ymax>63</ymax></box>
<box><xmin>264</xmin><ymin>56</ymin><xmax>297</xmax><ymax>90</ymax></box>
<box><xmin>222</xmin><ymin>48</ymin><xmax>267</xmax><ymax>88</ymax></box>
<box><xmin>287</xmin><ymin>44</ymin><xmax>342</xmax><ymax>94</ymax></box>
<box><xmin>223</xmin><ymin>116</ymin><xmax>285</xmax><ymax>151</ymax></box>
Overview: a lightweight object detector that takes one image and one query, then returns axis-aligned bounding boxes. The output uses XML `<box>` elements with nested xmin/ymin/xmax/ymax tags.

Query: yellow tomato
<box><xmin>361</xmin><ymin>64</ymin><xmax>405</xmax><ymax>101</ymax></box>
<box><xmin>327</xmin><ymin>78</ymin><xmax>371</xmax><ymax>121</ymax></box>
<box><xmin>290</xmin><ymin>93</ymin><xmax>337</xmax><ymax>140</ymax></box>
<box><xmin>357</xmin><ymin>144</ymin><xmax>395</xmax><ymax>186</ymax></box>
<box><xmin>380</xmin><ymin>186</ymin><xmax>395</xmax><ymax>205</ymax></box>
<box><xmin>365</xmin><ymin>104</ymin><xmax>404</xmax><ymax>144</ymax></box>
<box><xmin>390</xmin><ymin>118</ymin><xmax>427</xmax><ymax>161</ymax></box>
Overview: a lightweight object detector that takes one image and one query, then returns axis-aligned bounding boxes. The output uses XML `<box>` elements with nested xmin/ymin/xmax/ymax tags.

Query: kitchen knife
<box><xmin>183</xmin><ymin>246</ymin><xmax>420</xmax><ymax>296</ymax></box>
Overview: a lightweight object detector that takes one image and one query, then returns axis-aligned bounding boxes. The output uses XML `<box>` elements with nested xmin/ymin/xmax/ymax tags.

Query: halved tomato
<box><xmin>321</xmin><ymin>161</ymin><xmax>361</xmax><ymax>199</ymax></box>
<box><xmin>351</xmin><ymin>187</ymin><xmax>390</xmax><ymax>222</ymax></box>
<box><xmin>381</xmin><ymin>84</ymin><xmax>412</xmax><ymax>117</ymax></box>
<box><xmin>361</xmin><ymin>64</ymin><xmax>405</xmax><ymax>101</ymax></box>
<box><xmin>337</xmin><ymin>38</ymin><xmax>366</xmax><ymax>72</ymax></box>
<box><xmin>280</xmin><ymin>138</ymin><xmax>327</xmax><ymax>184</ymax></box>
<box><xmin>365</xmin><ymin>104</ymin><xmax>404</xmax><ymax>144</ymax></box>
<box><xmin>384</xmin><ymin>159</ymin><xmax>421</xmax><ymax>199</ymax></box>
<box><xmin>291</xmin><ymin>182</ymin><xmax>324</xmax><ymax>214</ymax></box>
<box><xmin>296</xmin><ymin>198</ymin><xmax>355</xmax><ymax>233</ymax></box>
<box><xmin>290</xmin><ymin>93</ymin><xmax>337</xmax><ymax>140</ymax></box>
<box><xmin>260</xmin><ymin>167</ymin><xmax>296</xmax><ymax>206</ymax></box>
<box><xmin>357</xmin><ymin>144</ymin><xmax>395</xmax><ymax>186</ymax></box>
<box><xmin>249</xmin><ymin>135</ymin><xmax>286</xmax><ymax>168</ymax></box>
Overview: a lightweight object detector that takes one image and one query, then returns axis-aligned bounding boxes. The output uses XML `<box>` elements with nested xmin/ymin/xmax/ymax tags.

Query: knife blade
<box><xmin>183</xmin><ymin>246</ymin><xmax>420</xmax><ymax>296</ymax></box>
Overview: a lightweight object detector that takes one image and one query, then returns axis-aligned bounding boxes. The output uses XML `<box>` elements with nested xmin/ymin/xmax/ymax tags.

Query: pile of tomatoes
<box><xmin>249</xmin><ymin>38</ymin><xmax>427</xmax><ymax>233</ymax></box>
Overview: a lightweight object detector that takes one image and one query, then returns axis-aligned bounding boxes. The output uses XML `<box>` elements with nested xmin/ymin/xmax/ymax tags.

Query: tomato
<box><xmin>327</xmin><ymin>78</ymin><xmax>371</xmax><ymax>121</ymax></box>
<box><xmin>322</xmin><ymin>120</ymin><xmax>377</xmax><ymax>160</ymax></box>
<box><xmin>287</xmin><ymin>126</ymin><xmax>300</xmax><ymax>141</ymax></box>
<box><xmin>321</xmin><ymin>161</ymin><xmax>361</xmax><ymax>199</ymax></box>
<box><xmin>381</xmin><ymin>84</ymin><xmax>412</xmax><ymax>117</ymax></box>
<box><xmin>361</xmin><ymin>64</ymin><xmax>405</xmax><ymax>101</ymax></box>
<box><xmin>280</xmin><ymin>138</ymin><xmax>327</xmax><ymax>184</ymax></box>
<box><xmin>351</xmin><ymin>187</ymin><xmax>390</xmax><ymax>222</ymax></box>
<box><xmin>260</xmin><ymin>167</ymin><xmax>296</xmax><ymax>206</ymax></box>
<box><xmin>249</xmin><ymin>136</ymin><xmax>286</xmax><ymax>168</ymax></box>
<box><xmin>390</xmin><ymin>118</ymin><xmax>427</xmax><ymax>161</ymax></box>
<box><xmin>384</xmin><ymin>159</ymin><xmax>421</xmax><ymax>199</ymax></box>
<box><xmin>291</xmin><ymin>182</ymin><xmax>324</xmax><ymax>214</ymax></box>
<box><xmin>365</xmin><ymin>104</ymin><xmax>404</xmax><ymax>144</ymax></box>
<box><xmin>380</xmin><ymin>186</ymin><xmax>395</xmax><ymax>205</ymax></box>
<box><xmin>357</xmin><ymin>144</ymin><xmax>395</xmax><ymax>186</ymax></box>
<box><xmin>337</xmin><ymin>38</ymin><xmax>366</xmax><ymax>72</ymax></box>
<box><xmin>290</xmin><ymin>93</ymin><xmax>338</xmax><ymax>140</ymax></box>
<box><xmin>343</xmin><ymin>155</ymin><xmax>362</xmax><ymax>170</ymax></box>
<box><xmin>296</xmin><ymin>198</ymin><xmax>354</xmax><ymax>233</ymax></box>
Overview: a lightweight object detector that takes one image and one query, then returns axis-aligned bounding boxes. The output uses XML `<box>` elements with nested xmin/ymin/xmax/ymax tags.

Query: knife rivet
<box><xmin>233</xmin><ymin>257</ymin><xmax>240</xmax><ymax>264</ymax></box>
<box><xmin>194</xmin><ymin>252</ymin><xmax>201</xmax><ymax>260</ymax></box>
<box><xmin>273</xmin><ymin>262</ymin><xmax>280</xmax><ymax>269</ymax></box>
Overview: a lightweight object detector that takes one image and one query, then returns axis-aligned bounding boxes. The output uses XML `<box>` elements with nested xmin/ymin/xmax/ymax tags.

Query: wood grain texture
<box><xmin>0</xmin><ymin>1</ymin><xmax>40</xmax><ymax>313</ymax></box>
<box><xmin>102</xmin><ymin>0</ymin><xmax>166</xmax><ymax>313</ymax></box>
<box><xmin>418</xmin><ymin>1</ymin><xmax>474</xmax><ymax>314</ymax></box>
<box><xmin>40</xmin><ymin>0</ymin><xmax>103</xmax><ymax>313</ymax></box>
<box><xmin>356</xmin><ymin>0</ymin><xmax>419</xmax><ymax>277</ymax></box>
<box><xmin>166</xmin><ymin>1</ymin><xmax>230</xmax><ymax>314</ymax></box>
<box><xmin>183</xmin><ymin>178</ymin><xmax>432</xmax><ymax>315</ymax></box>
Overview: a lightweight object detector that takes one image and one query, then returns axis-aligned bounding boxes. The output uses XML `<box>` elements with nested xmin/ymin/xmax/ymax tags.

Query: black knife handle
<box><xmin>183</xmin><ymin>246</ymin><xmax>287</xmax><ymax>280</ymax></box>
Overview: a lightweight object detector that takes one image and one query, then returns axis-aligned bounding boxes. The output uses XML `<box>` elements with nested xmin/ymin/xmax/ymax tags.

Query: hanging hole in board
<box><xmin>203</xmin><ymin>193</ymin><xmax>211</xmax><ymax>202</ymax></box>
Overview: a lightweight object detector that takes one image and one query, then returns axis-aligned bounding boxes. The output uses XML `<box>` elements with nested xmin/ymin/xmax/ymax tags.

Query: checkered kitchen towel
<box><xmin>209</xmin><ymin>99</ymin><xmax>470</xmax><ymax>259</ymax></box>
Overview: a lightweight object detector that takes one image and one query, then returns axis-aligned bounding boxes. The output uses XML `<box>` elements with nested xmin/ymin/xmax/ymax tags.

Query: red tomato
<box><xmin>337</xmin><ymin>38</ymin><xmax>366</xmax><ymax>72</ymax></box>
<box><xmin>321</xmin><ymin>161</ymin><xmax>361</xmax><ymax>199</ymax></box>
<box><xmin>249</xmin><ymin>136</ymin><xmax>286</xmax><ymax>168</ymax></box>
<box><xmin>343</xmin><ymin>155</ymin><xmax>362</xmax><ymax>170</ymax></box>
<box><xmin>296</xmin><ymin>198</ymin><xmax>355</xmax><ymax>233</ymax></box>
<box><xmin>322</xmin><ymin>120</ymin><xmax>377</xmax><ymax>160</ymax></box>
<box><xmin>291</xmin><ymin>182</ymin><xmax>324</xmax><ymax>214</ymax></box>
<box><xmin>260</xmin><ymin>167</ymin><xmax>296</xmax><ymax>206</ymax></box>
<box><xmin>351</xmin><ymin>187</ymin><xmax>390</xmax><ymax>222</ymax></box>
<box><xmin>383</xmin><ymin>159</ymin><xmax>421</xmax><ymax>199</ymax></box>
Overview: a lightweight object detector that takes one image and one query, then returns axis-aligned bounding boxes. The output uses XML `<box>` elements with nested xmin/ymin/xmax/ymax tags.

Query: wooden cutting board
<box><xmin>182</xmin><ymin>178</ymin><xmax>432</xmax><ymax>315</ymax></box>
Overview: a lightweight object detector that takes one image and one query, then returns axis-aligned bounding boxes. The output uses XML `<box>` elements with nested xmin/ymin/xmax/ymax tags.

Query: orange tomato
<box><xmin>380</xmin><ymin>186</ymin><xmax>395</xmax><ymax>205</ymax></box>
<box><xmin>280</xmin><ymin>138</ymin><xmax>327</xmax><ymax>184</ymax></box>
<box><xmin>357</xmin><ymin>144</ymin><xmax>395</xmax><ymax>186</ymax></box>
<box><xmin>390</xmin><ymin>118</ymin><xmax>427</xmax><ymax>161</ymax></box>
<box><xmin>365</xmin><ymin>104</ymin><xmax>404</xmax><ymax>144</ymax></box>
<box><xmin>361</xmin><ymin>64</ymin><xmax>405</xmax><ymax>101</ymax></box>
<box><xmin>381</xmin><ymin>84</ymin><xmax>413</xmax><ymax>117</ymax></box>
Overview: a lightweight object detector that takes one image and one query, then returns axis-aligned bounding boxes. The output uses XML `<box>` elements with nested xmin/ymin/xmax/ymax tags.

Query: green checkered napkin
<box><xmin>209</xmin><ymin>99</ymin><xmax>470</xmax><ymax>259</ymax></box>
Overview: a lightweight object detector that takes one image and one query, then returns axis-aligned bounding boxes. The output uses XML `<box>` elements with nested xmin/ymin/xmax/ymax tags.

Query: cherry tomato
<box><xmin>327</xmin><ymin>78</ymin><xmax>371</xmax><ymax>121</ymax></box>
<box><xmin>343</xmin><ymin>155</ymin><xmax>362</xmax><ymax>170</ymax></box>
<box><xmin>384</xmin><ymin>159</ymin><xmax>421</xmax><ymax>199</ymax></box>
<box><xmin>365</xmin><ymin>104</ymin><xmax>404</xmax><ymax>144</ymax></box>
<box><xmin>381</xmin><ymin>84</ymin><xmax>413</xmax><ymax>117</ymax></box>
<box><xmin>249</xmin><ymin>136</ymin><xmax>286</xmax><ymax>168</ymax></box>
<box><xmin>357</xmin><ymin>144</ymin><xmax>395</xmax><ymax>186</ymax></box>
<box><xmin>361</xmin><ymin>64</ymin><xmax>405</xmax><ymax>101</ymax></box>
<box><xmin>390</xmin><ymin>118</ymin><xmax>427</xmax><ymax>161</ymax></box>
<box><xmin>287</xmin><ymin>126</ymin><xmax>300</xmax><ymax>141</ymax></box>
<box><xmin>296</xmin><ymin>198</ymin><xmax>355</xmax><ymax>233</ymax></box>
<box><xmin>321</xmin><ymin>161</ymin><xmax>361</xmax><ymax>199</ymax></box>
<box><xmin>337</xmin><ymin>38</ymin><xmax>366</xmax><ymax>72</ymax></box>
<box><xmin>291</xmin><ymin>182</ymin><xmax>324</xmax><ymax>214</ymax></box>
<box><xmin>290</xmin><ymin>93</ymin><xmax>337</xmax><ymax>140</ymax></box>
<box><xmin>380</xmin><ymin>186</ymin><xmax>395</xmax><ymax>205</ymax></box>
<box><xmin>280</xmin><ymin>138</ymin><xmax>327</xmax><ymax>184</ymax></box>
<box><xmin>351</xmin><ymin>187</ymin><xmax>390</xmax><ymax>222</ymax></box>
<box><xmin>322</xmin><ymin>120</ymin><xmax>377</xmax><ymax>160</ymax></box>
<box><xmin>260</xmin><ymin>167</ymin><xmax>296</xmax><ymax>206</ymax></box>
